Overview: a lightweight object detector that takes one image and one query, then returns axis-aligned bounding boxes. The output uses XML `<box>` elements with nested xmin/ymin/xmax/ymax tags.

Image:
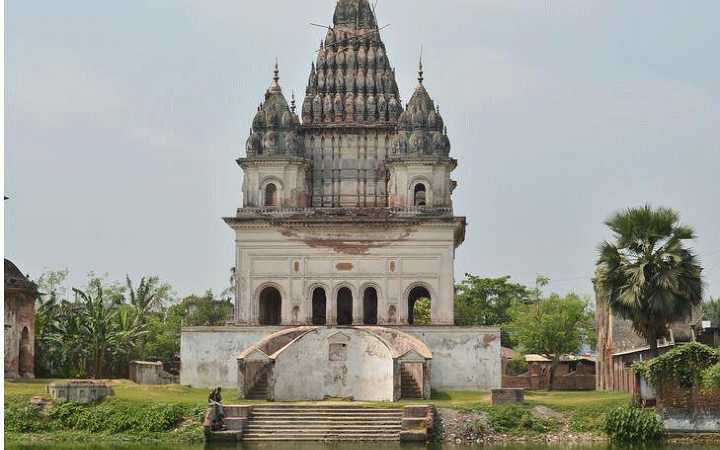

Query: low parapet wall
<box><xmin>503</xmin><ymin>374</ymin><xmax>595</xmax><ymax>391</ymax></box>
<box><xmin>656</xmin><ymin>383</ymin><xmax>720</xmax><ymax>433</ymax></box>
<box><xmin>181</xmin><ymin>326</ymin><xmax>501</xmax><ymax>392</ymax></box>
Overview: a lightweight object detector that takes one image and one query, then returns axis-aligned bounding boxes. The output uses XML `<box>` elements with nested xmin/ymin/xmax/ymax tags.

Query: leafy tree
<box><xmin>455</xmin><ymin>275</ymin><xmax>532</xmax><ymax>347</ymax></box>
<box><xmin>412</xmin><ymin>298</ymin><xmax>431</xmax><ymax>325</ymax></box>
<box><xmin>182</xmin><ymin>291</ymin><xmax>233</xmax><ymax>326</ymax></box>
<box><xmin>703</xmin><ymin>297</ymin><xmax>720</xmax><ymax>326</ymax></box>
<box><xmin>508</xmin><ymin>293</ymin><xmax>594</xmax><ymax>390</ymax></box>
<box><xmin>596</xmin><ymin>205</ymin><xmax>704</xmax><ymax>357</ymax></box>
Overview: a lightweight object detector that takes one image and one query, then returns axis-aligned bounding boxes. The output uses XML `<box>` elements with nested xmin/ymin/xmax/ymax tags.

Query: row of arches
<box><xmin>261</xmin><ymin>181</ymin><xmax>430</xmax><ymax>208</ymax></box>
<box><xmin>258</xmin><ymin>285</ymin><xmax>431</xmax><ymax>326</ymax></box>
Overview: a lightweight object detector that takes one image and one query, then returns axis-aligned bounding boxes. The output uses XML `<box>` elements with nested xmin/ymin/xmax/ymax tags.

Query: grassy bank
<box><xmin>5</xmin><ymin>379</ymin><xmax>630</xmax><ymax>444</ymax></box>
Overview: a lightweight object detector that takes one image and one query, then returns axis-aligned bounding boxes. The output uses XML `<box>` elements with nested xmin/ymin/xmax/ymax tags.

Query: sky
<box><xmin>5</xmin><ymin>0</ymin><xmax>720</xmax><ymax>300</ymax></box>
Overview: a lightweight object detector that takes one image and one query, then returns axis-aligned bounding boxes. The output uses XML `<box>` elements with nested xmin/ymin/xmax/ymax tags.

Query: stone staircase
<box><xmin>401</xmin><ymin>366</ymin><xmax>423</xmax><ymax>399</ymax></box>
<box><xmin>245</xmin><ymin>372</ymin><xmax>269</xmax><ymax>400</ymax></box>
<box><xmin>239</xmin><ymin>405</ymin><xmax>404</xmax><ymax>441</ymax></box>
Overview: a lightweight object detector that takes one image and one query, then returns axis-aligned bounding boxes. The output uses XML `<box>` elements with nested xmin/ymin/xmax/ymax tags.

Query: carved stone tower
<box><xmin>227</xmin><ymin>0</ymin><xmax>465</xmax><ymax>327</ymax></box>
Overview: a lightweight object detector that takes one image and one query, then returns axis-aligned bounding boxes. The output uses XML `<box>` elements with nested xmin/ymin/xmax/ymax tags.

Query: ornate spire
<box><xmin>272</xmin><ymin>59</ymin><xmax>280</xmax><ymax>87</ymax></box>
<box><xmin>418</xmin><ymin>57</ymin><xmax>424</xmax><ymax>85</ymax></box>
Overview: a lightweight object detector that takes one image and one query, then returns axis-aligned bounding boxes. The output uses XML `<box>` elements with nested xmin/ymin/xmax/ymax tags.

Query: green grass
<box><xmin>524</xmin><ymin>390</ymin><xmax>631</xmax><ymax>432</ymax></box>
<box><xmin>4</xmin><ymin>379</ymin><xmax>237</xmax><ymax>406</ymax></box>
<box><xmin>4</xmin><ymin>379</ymin><xmax>631</xmax><ymax>442</ymax></box>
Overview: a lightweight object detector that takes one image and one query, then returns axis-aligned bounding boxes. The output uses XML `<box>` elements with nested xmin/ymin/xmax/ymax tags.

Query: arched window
<box><xmin>259</xmin><ymin>287</ymin><xmax>282</xmax><ymax>325</ymax></box>
<box><xmin>337</xmin><ymin>287</ymin><xmax>353</xmax><ymax>326</ymax></box>
<box><xmin>408</xmin><ymin>286</ymin><xmax>431</xmax><ymax>326</ymax></box>
<box><xmin>363</xmin><ymin>287</ymin><xmax>378</xmax><ymax>325</ymax></box>
<box><xmin>265</xmin><ymin>183</ymin><xmax>278</xmax><ymax>207</ymax></box>
<box><xmin>414</xmin><ymin>183</ymin><xmax>427</xmax><ymax>207</ymax></box>
<box><xmin>312</xmin><ymin>288</ymin><xmax>327</xmax><ymax>326</ymax></box>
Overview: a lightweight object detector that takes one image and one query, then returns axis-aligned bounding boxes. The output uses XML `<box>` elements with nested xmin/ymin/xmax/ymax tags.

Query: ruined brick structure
<box><xmin>4</xmin><ymin>259</ymin><xmax>37</xmax><ymax>379</ymax></box>
<box><xmin>181</xmin><ymin>0</ymin><xmax>501</xmax><ymax>398</ymax></box>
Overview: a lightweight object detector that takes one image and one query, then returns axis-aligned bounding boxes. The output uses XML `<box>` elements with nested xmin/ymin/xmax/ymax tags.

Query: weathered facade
<box><xmin>4</xmin><ymin>259</ymin><xmax>37</xmax><ymax>379</ymax></box>
<box><xmin>180</xmin><ymin>0</ymin><xmax>500</xmax><ymax>397</ymax></box>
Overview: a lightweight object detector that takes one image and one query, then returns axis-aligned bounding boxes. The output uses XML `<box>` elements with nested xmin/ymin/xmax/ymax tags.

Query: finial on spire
<box><xmin>273</xmin><ymin>59</ymin><xmax>280</xmax><ymax>86</ymax></box>
<box><xmin>418</xmin><ymin>46</ymin><xmax>424</xmax><ymax>85</ymax></box>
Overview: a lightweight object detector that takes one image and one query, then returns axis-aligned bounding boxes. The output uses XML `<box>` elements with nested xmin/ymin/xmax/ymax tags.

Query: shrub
<box><xmin>47</xmin><ymin>401</ymin><xmax>189</xmax><ymax>434</ymax></box>
<box><xmin>506</xmin><ymin>355</ymin><xmax>529</xmax><ymax>376</ymax></box>
<box><xmin>485</xmin><ymin>405</ymin><xmax>559</xmax><ymax>434</ymax></box>
<box><xmin>703</xmin><ymin>363</ymin><xmax>720</xmax><ymax>389</ymax></box>
<box><xmin>602</xmin><ymin>406</ymin><xmax>663</xmax><ymax>443</ymax></box>
<box><xmin>4</xmin><ymin>404</ymin><xmax>47</xmax><ymax>433</ymax></box>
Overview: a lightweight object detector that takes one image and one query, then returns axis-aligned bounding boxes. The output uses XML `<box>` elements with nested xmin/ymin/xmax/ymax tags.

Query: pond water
<box><xmin>5</xmin><ymin>442</ymin><xmax>720</xmax><ymax>450</ymax></box>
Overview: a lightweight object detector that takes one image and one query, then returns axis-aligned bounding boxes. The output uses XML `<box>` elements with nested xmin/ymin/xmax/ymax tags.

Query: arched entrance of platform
<box><xmin>407</xmin><ymin>285</ymin><xmax>431</xmax><ymax>325</ymax></box>
<box><xmin>258</xmin><ymin>287</ymin><xmax>282</xmax><ymax>325</ymax></box>
<box><xmin>337</xmin><ymin>287</ymin><xmax>353</xmax><ymax>326</ymax></box>
<box><xmin>311</xmin><ymin>287</ymin><xmax>327</xmax><ymax>325</ymax></box>
<box><xmin>363</xmin><ymin>287</ymin><xmax>378</xmax><ymax>325</ymax></box>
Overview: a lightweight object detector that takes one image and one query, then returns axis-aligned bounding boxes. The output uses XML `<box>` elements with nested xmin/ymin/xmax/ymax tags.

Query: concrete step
<box><xmin>251</xmin><ymin>407</ymin><xmax>403</xmax><ymax>412</ymax></box>
<box><xmin>243</xmin><ymin>432</ymin><xmax>400</xmax><ymax>439</ymax></box>
<box><xmin>248</xmin><ymin>415</ymin><xmax>402</xmax><ymax>421</ymax></box>
<box><xmin>246</xmin><ymin>424</ymin><xmax>402</xmax><ymax>431</ymax></box>
<box><xmin>243</xmin><ymin>436</ymin><xmax>400</xmax><ymax>441</ymax></box>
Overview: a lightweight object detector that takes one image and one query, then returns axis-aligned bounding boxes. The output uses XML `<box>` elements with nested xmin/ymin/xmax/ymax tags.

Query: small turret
<box><xmin>395</xmin><ymin>59</ymin><xmax>451</xmax><ymax>157</ymax></box>
<box><xmin>245</xmin><ymin>63</ymin><xmax>304</xmax><ymax>158</ymax></box>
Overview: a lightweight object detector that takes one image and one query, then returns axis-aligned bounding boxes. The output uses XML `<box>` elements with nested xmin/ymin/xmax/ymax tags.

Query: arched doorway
<box><xmin>312</xmin><ymin>288</ymin><xmax>327</xmax><ymax>325</ymax></box>
<box><xmin>337</xmin><ymin>287</ymin><xmax>353</xmax><ymax>326</ymax></box>
<box><xmin>408</xmin><ymin>286</ymin><xmax>431</xmax><ymax>325</ymax></box>
<box><xmin>19</xmin><ymin>326</ymin><xmax>32</xmax><ymax>377</ymax></box>
<box><xmin>414</xmin><ymin>183</ymin><xmax>427</xmax><ymax>207</ymax></box>
<box><xmin>259</xmin><ymin>287</ymin><xmax>282</xmax><ymax>325</ymax></box>
<box><xmin>363</xmin><ymin>287</ymin><xmax>378</xmax><ymax>325</ymax></box>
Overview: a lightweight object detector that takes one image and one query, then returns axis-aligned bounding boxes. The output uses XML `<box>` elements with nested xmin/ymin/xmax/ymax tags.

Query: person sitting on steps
<box><xmin>208</xmin><ymin>387</ymin><xmax>226</xmax><ymax>431</ymax></box>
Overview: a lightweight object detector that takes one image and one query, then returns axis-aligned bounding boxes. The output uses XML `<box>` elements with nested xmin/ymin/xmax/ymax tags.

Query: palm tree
<box><xmin>126</xmin><ymin>276</ymin><xmax>170</xmax><ymax>326</ymax></box>
<box><xmin>74</xmin><ymin>284</ymin><xmax>118</xmax><ymax>378</ymax></box>
<box><xmin>596</xmin><ymin>205</ymin><xmax>704</xmax><ymax>357</ymax></box>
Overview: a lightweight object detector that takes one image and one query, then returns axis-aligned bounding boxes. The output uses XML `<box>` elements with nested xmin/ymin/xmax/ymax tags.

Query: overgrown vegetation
<box><xmin>484</xmin><ymin>404</ymin><xmax>560</xmax><ymax>434</ymax></box>
<box><xmin>4</xmin><ymin>396</ymin><xmax>204</xmax><ymax>440</ymax></box>
<box><xmin>633</xmin><ymin>342</ymin><xmax>720</xmax><ymax>389</ymax></box>
<box><xmin>34</xmin><ymin>270</ymin><xmax>232</xmax><ymax>379</ymax></box>
<box><xmin>602</xmin><ymin>406</ymin><xmax>664</xmax><ymax>443</ymax></box>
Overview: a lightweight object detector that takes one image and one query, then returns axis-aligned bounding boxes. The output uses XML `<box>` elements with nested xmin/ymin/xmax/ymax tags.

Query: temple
<box><xmin>181</xmin><ymin>0</ymin><xmax>500</xmax><ymax>401</ymax></box>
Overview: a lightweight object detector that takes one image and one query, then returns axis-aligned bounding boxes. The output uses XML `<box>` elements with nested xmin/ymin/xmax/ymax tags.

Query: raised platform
<box><xmin>181</xmin><ymin>325</ymin><xmax>501</xmax><ymax>392</ymax></box>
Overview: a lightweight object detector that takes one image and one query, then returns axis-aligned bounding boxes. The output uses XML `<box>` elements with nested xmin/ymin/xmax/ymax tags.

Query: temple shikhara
<box><xmin>181</xmin><ymin>0</ymin><xmax>501</xmax><ymax>401</ymax></box>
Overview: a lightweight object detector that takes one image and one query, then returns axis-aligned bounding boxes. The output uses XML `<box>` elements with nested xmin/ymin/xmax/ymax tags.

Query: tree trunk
<box><xmin>647</xmin><ymin>330</ymin><xmax>659</xmax><ymax>358</ymax></box>
<box><xmin>548</xmin><ymin>358</ymin><xmax>559</xmax><ymax>391</ymax></box>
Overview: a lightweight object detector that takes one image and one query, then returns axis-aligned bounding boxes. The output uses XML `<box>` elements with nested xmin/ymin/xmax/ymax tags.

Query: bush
<box><xmin>485</xmin><ymin>405</ymin><xmax>559</xmax><ymax>434</ymax></box>
<box><xmin>506</xmin><ymin>355</ymin><xmax>529</xmax><ymax>376</ymax></box>
<box><xmin>46</xmin><ymin>400</ymin><xmax>189</xmax><ymax>434</ymax></box>
<box><xmin>602</xmin><ymin>406</ymin><xmax>663</xmax><ymax>443</ymax></box>
<box><xmin>4</xmin><ymin>404</ymin><xmax>47</xmax><ymax>433</ymax></box>
<box><xmin>703</xmin><ymin>363</ymin><xmax>720</xmax><ymax>389</ymax></box>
